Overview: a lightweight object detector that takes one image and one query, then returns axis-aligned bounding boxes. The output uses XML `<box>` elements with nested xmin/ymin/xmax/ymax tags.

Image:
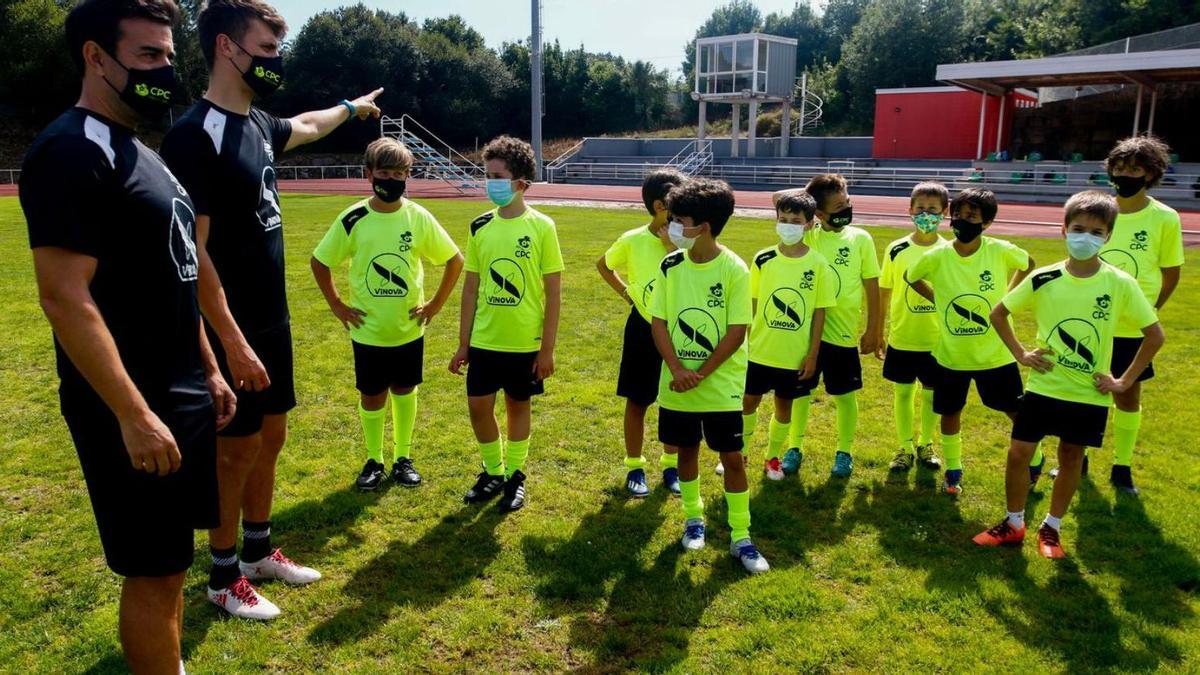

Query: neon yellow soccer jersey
<box><xmin>650</xmin><ymin>247</ymin><xmax>751</xmax><ymax>413</ymax></box>
<box><xmin>748</xmin><ymin>246</ymin><xmax>837</xmax><ymax>370</ymax></box>
<box><xmin>803</xmin><ymin>225</ymin><xmax>880</xmax><ymax>347</ymax></box>
<box><xmin>313</xmin><ymin>198</ymin><xmax>459</xmax><ymax>347</ymax></box>
<box><xmin>464</xmin><ymin>206</ymin><xmax>564</xmax><ymax>352</ymax></box>
<box><xmin>1003</xmin><ymin>261</ymin><xmax>1157</xmax><ymax>406</ymax></box>
<box><xmin>880</xmin><ymin>234</ymin><xmax>948</xmax><ymax>351</ymax></box>
<box><xmin>604</xmin><ymin>225</ymin><xmax>669</xmax><ymax>322</ymax></box>
<box><xmin>906</xmin><ymin>236</ymin><xmax>1029</xmax><ymax>371</ymax></box>
<box><xmin>1098</xmin><ymin>197</ymin><xmax>1185</xmax><ymax>337</ymax></box>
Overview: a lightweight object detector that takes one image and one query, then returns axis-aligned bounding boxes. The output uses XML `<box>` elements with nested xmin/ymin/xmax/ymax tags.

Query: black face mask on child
<box><xmin>951</xmin><ymin>218</ymin><xmax>984</xmax><ymax>244</ymax></box>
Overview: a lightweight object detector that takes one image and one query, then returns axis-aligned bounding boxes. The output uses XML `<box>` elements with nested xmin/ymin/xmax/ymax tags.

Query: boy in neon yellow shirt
<box><xmin>906</xmin><ymin>188</ymin><xmax>1035</xmax><ymax>494</ymax></box>
<box><xmin>973</xmin><ymin>191</ymin><xmax>1163</xmax><ymax>558</ymax></box>
<box><xmin>743</xmin><ymin>191</ymin><xmax>835</xmax><ymax>480</ymax></box>
<box><xmin>650</xmin><ymin>179</ymin><xmax>767</xmax><ymax>574</ymax></box>
<box><xmin>877</xmin><ymin>182</ymin><xmax>949</xmax><ymax>473</ymax></box>
<box><xmin>598</xmin><ymin>169</ymin><xmax>686</xmax><ymax>497</ymax></box>
<box><xmin>312</xmin><ymin>138</ymin><xmax>463</xmax><ymax>490</ymax></box>
<box><xmin>450</xmin><ymin>136</ymin><xmax>563</xmax><ymax>512</ymax></box>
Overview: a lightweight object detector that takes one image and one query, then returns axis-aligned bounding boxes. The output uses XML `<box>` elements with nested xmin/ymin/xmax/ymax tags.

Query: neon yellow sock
<box><xmin>788</xmin><ymin>396</ymin><xmax>812</xmax><ymax>450</ymax></box>
<box><xmin>834</xmin><ymin>392</ymin><xmax>858</xmax><ymax>454</ymax></box>
<box><xmin>1114</xmin><ymin>408</ymin><xmax>1141</xmax><ymax>467</ymax></box>
<box><xmin>725</xmin><ymin>489</ymin><xmax>751</xmax><ymax>542</ymax></box>
<box><xmin>359</xmin><ymin>404</ymin><xmax>386</xmax><ymax>462</ymax></box>
<box><xmin>767</xmin><ymin>416</ymin><xmax>790</xmax><ymax>460</ymax></box>
<box><xmin>506</xmin><ymin>438</ymin><xmax>530</xmax><ymax>478</ymax></box>
<box><xmin>660</xmin><ymin>451</ymin><xmax>678</xmax><ymax>469</ymax></box>
<box><xmin>479</xmin><ymin>439</ymin><xmax>504</xmax><ymax>476</ymax></box>
<box><xmin>743</xmin><ymin>411</ymin><xmax>757</xmax><ymax>438</ymax></box>
<box><xmin>943</xmin><ymin>433</ymin><xmax>963</xmax><ymax>471</ymax></box>
<box><xmin>918</xmin><ymin>387</ymin><xmax>937</xmax><ymax>446</ymax></box>
<box><xmin>893</xmin><ymin>383</ymin><xmax>916</xmax><ymax>452</ymax></box>
<box><xmin>624</xmin><ymin>454</ymin><xmax>647</xmax><ymax>470</ymax></box>
<box><xmin>679</xmin><ymin>478</ymin><xmax>703</xmax><ymax>520</ymax></box>
<box><xmin>389</xmin><ymin>389</ymin><xmax>417</xmax><ymax>462</ymax></box>
<box><xmin>1030</xmin><ymin>443</ymin><xmax>1044</xmax><ymax>467</ymax></box>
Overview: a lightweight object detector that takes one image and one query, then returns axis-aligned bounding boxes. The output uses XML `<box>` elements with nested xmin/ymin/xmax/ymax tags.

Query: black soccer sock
<box><xmin>209</xmin><ymin>545</ymin><xmax>240</xmax><ymax>590</ymax></box>
<box><xmin>240</xmin><ymin>520</ymin><xmax>272</xmax><ymax>563</ymax></box>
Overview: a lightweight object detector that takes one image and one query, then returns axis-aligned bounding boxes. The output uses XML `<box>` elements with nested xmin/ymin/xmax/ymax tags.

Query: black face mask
<box><xmin>1109</xmin><ymin>174</ymin><xmax>1147</xmax><ymax>198</ymax></box>
<box><xmin>372</xmin><ymin>177</ymin><xmax>406</xmax><ymax>203</ymax></box>
<box><xmin>826</xmin><ymin>206</ymin><xmax>853</xmax><ymax>229</ymax></box>
<box><xmin>951</xmin><ymin>218</ymin><xmax>984</xmax><ymax>244</ymax></box>
<box><xmin>102</xmin><ymin>51</ymin><xmax>177</xmax><ymax>122</ymax></box>
<box><xmin>230</xmin><ymin>38</ymin><xmax>284</xmax><ymax>99</ymax></box>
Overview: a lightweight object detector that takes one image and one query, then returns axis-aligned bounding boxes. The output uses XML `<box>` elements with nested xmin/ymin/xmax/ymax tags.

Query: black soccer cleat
<box><xmin>463</xmin><ymin>471</ymin><xmax>505</xmax><ymax>504</ymax></box>
<box><xmin>356</xmin><ymin>459</ymin><xmax>386</xmax><ymax>492</ymax></box>
<box><xmin>1110</xmin><ymin>465</ymin><xmax>1139</xmax><ymax>495</ymax></box>
<box><xmin>390</xmin><ymin>458</ymin><xmax>422</xmax><ymax>488</ymax></box>
<box><xmin>499</xmin><ymin>470</ymin><xmax>527</xmax><ymax>513</ymax></box>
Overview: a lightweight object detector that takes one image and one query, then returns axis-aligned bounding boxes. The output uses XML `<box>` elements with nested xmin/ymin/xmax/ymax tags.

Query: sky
<box><xmin>277</xmin><ymin>1</ymin><xmax>812</xmax><ymax>76</ymax></box>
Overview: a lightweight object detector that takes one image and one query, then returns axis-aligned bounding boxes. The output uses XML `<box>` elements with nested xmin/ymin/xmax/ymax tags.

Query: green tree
<box><xmin>0</xmin><ymin>0</ymin><xmax>75</xmax><ymax>121</ymax></box>
<box><xmin>681</xmin><ymin>0</ymin><xmax>764</xmax><ymax>78</ymax></box>
<box><xmin>763</xmin><ymin>2</ymin><xmax>826</xmax><ymax>73</ymax></box>
<box><xmin>422</xmin><ymin>15</ymin><xmax>486</xmax><ymax>52</ymax></box>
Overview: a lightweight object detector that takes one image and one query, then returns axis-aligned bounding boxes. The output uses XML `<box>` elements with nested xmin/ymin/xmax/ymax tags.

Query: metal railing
<box><xmin>380</xmin><ymin>115</ymin><xmax>483</xmax><ymax>194</ymax></box>
<box><xmin>275</xmin><ymin>165</ymin><xmax>365</xmax><ymax>181</ymax></box>
<box><xmin>0</xmin><ymin>168</ymin><xmax>20</xmax><ymax>185</ymax></box>
<box><xmin>544</xmin><ymin>139</ymin><xmax>586</xmax><ymax>183</ymax></box>
<box><xmin>665</xmin><ymin>139</ymin><xmax>714</xmax><ymax>177</ymax></box>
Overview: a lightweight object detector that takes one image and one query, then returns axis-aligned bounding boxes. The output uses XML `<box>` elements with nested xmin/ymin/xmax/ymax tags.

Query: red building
<box><xmin>872</xmin><ymin>86</ymin><xmax>1037</xmax><ymax>160</ymax></box>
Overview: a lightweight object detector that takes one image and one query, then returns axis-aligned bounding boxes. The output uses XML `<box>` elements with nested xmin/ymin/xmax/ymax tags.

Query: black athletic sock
<box><xmin>209</xmin><ymin>545</ymin><xmax>240</xmax><ymax>590</ymax></box>
<box><xmin>240</xmin><ymin>520</ymin><xmax>272</xmax><ymax>563</ymax></box>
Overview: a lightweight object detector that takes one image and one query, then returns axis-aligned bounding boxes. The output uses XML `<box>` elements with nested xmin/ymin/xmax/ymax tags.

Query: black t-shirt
<box><xmin>20</xmin><ymin>107</ymin><xmax>208</xmax><ymax>413</ymax></box>
<box><xmin>160</xmin><ymin>100</ymin><xmax>293</xmax><ymax>333</ymax></box>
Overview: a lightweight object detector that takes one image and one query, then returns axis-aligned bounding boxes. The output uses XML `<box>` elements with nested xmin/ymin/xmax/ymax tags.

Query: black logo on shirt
<box><xmin>1100</xmin><ymin>249</ymin><xmax>1138</xmax><ymax>278</ymax></box>
<box><xmin>799</xmin><ymin>269</ymin><xmax>815</xmax><ymax>291</ymax></box>
<box><xmin>257</xmin><ymin>166</ymin><xmax>282</xmax><ymax>231</ymax></box>
<box><xmin>979</xmin><ymin>270</ymin><xmax>995</xmax><ymax>292</ymax></box>
<box><xmin>399</xmin><ymin>231</ymin><xmax>412</xmax><ymax>252</ymax></box>
<box><xmin>641</xmin><ymin>278</ymin><xmax>656</xmax><ymax>308</ymax></box>
<box><xmin>169</xmin><ymin>198</ymin><xmax>199</xmax><ymax>282</ymax></box>
<box><xmin>835</xmin><ymin>246</ymin><xmax>851</xmax><ymax>266</ymax></box>
<box><xmin>945</xmin><ymin>293</ymin><xmax>992</xmax><ymax>336</ymax></box>
<box><xmin>828</xmin><ymin>264</ymin><xmax>843</xmax><ymax>298</ymax></box>
<box><xmin>673</xmin><ymin>308</ymin><xmax>720</xmax><ymax>361</ymax></box>
<box><xmin>766</xmin><ymin>288</ymin><xmax>806</xmax><ymax>331</ymax></box>
<box><xmin>905</xmin><ymin>285</ymin><xmax>935</xmax><ymax>314</ymax></box>
<box><xmin>707</xmin><ymin>283</ymin><xmax>725</xmax><ymax>308</ymax></box>
<box><xmin>366</xmin><ymin>253</ymin><xmax>411</xmax><ymax>297</ymax></box>
<box><xmin>1093</xmin><ymin>294</ymin><xmax>1112</xmax><ymax>320</ymax></box>
<box><xmin>486</xmin><ymin>259</ymin><xmax>525</xmax><ymax>306</ymax></box>
<box><xmin>515</xmin><ymin>235</ymin><xmax>532</xmax><ymax>258</ymax></box>
<box><xmin>1130</xmin><ymin>230</ymin><xmax>1149</xmax><ymax>251</ymax></box>
<box><xmin>1048</xmin><ymin>319</ymin><xmax>1100</xmax><ymax>373</ymax></box>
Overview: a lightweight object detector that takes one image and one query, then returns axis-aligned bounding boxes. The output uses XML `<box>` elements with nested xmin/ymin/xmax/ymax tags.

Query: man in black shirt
<box><xmin>160</xmin><ymin>0</ymin><xmax>383</xmax><ymax>619</ymax></box>
<box><xmin>21</xmin><ymin>1</ymin><xmax>235</xmax><ymax>671</ymax></box>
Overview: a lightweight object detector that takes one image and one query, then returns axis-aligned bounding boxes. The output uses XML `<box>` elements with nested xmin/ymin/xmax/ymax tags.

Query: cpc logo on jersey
<box><xmin>257</xmin><ymin>166</ymin><xmax>282</xmax><ymax>231</ymax></box>
<box><xmin>486</xmin><ymin>259</ymin><xmax>525</xmax><ymax>306</ymax></box>
<box><xmin>365</xmin><ymin>253</ymin><xmax>411</xmax><ymax>298</ymax></box>
<box><xmin>765</xmin><ymin>288</ymin><xmax>806</xmax><ymax>331</ymax></box>
<box><xmin>169</xmin><ymin>198</ymin><xmax>199</xmax><ymax>282</ymax></box>
<box><xmin>672</xmin><ymin>308</ymin><xmax>721</xmax><ymax>362</ymax></box>
<box><xmin>945</xmin><ymin>293</ymin><xmax>991</xmax><ymax>336</ymax></box>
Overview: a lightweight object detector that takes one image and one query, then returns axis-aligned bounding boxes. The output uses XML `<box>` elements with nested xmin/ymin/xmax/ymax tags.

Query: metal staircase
<box><xmin>380</xmin><ymin>115</ymin><xmax>483</xmax><ymax>194</ymax></box>
<box><xmin>666</xmin><ymin>139</ymin><xmax>714</xmax><ymax>177</ymax></box>
<box><xmin>794</xmin><ymin>73</ymin><xmax>824</xmax><ymax>136</ymax></box>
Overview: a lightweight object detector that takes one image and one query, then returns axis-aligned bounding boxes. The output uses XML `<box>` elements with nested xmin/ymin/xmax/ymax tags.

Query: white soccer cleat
<box><xmin>681</xmin><ymin>519</ymin><xmax>706</xmax><ymax>550</ymax></box>
<box><xmin>240</xmin><ymin>548</ymin><xmax>322</xmax><ymax>585</ymax></box>
<box><xmin>731</xmin><ymin>538</ymin><xmax>770</xmax><ymax>574</ymax></box>
<box><xmin>764</xmin><ymin>458</ymin><xmax>785</xmax><ymax>481</ymax></box>
<box><xmin>207</xmin><ymin>577</ymin><xmax>281</xmax><ymax>620</ymax></box>
<box><xmin>715</xmin><ymin>460</ymin><xmax>725</xmax><ymax>476</ymax></box>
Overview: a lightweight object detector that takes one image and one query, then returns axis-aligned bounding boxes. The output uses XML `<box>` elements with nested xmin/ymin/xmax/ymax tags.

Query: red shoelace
<box><xmin>228</xmin><ymin>577</ymin><xmax>259</xmax><ymax>606</ymax></box>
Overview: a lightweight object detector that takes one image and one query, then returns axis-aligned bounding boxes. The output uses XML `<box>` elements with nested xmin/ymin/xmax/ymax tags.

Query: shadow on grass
<box><xmin>307</xmin><ymin>504</ymin><xmax>505</xmax><ymax>646</ymax></box>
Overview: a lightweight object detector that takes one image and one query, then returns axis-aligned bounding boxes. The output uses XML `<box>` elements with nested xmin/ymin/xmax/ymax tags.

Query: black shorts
<box><xmin>208</xmin><ymin>322</ymin><xmax>297</xmax><ymax>437</ymax></box>
<box><xmin>466</xmin><ymin>347</ymin><xmax>544</xmax><ymax>401</ymax></box>
<box><xmin>353</xmin><ymin>338</ymin><xmax>424</xmax><ymax>394</ymax></box>
<box><xmin>62</xmin><ymin>396</ymin><xmax>218</xmax><ymax>577</ymax></box>
<box><xmin>1111</xmin><ymin>336</ymin><xmax>1154</xmax><ymax>383</ymax></box>
<box><xmin>745</xmin><ymin>361</ymin><xmax>813</xmax><ymax>400</ymax></box>
<box><xmin>882</xmin><ymin>346</ymin><xmax>938</xmax><ymax>387</ymax></box>
<box><xmin>658</xmin><ymin>408</ymin><xmax>744</xmax><ymax>453</ymax></box>
<box><xmin>933</xmin><ymin>362</ymin><xmax>1023</xmax><ymax>415</ymax></box>
<box><xmin>616</xmin><ymin>309</ymin><xmax>662</xmax><ymax>407</ymax></box>
<box><xmin>813</xmin><ymin>342</ymin><xmax>863</xmax><ymax>395</ymax></box>
<box><xmin>1011</xmin><ymin>392</ymin><xmax>1108</xmax><ymax>448</ymax></box>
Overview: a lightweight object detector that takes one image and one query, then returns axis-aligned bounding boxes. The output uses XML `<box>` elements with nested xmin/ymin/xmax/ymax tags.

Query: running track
<box><xmin>5</xmin><ymin>178</ymin><xmax>1197</xmax><ymax>244</ymax></box>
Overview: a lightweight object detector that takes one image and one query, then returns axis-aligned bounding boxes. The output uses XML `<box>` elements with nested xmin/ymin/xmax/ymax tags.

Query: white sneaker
<box><xmin>731</xmin><ymin>538</ymin><xmax>770</xmax><ymax>574</ymax></box>
<box><xmin>240</xmin><ymin>549</ymin><xmax>322</xmax><ymax>585</ymax></box>
<box><xmin>681</xmin><ymin>519</ymin><xmax>706</xmax><ymax>550</ymax></box>
<box><xmin>715</xmin><ymin>461</ymin><xmax>725</xmax><ymax>476</ymax></box>
<box><xmin>764</xmin><ymin>457</ymin><xmax>785</xmax><ymax>481</ymax></box>
<box><xmin>207</xmin><ymin>577</ymin><xmax>281</xmax><ymax>620</ymax></box>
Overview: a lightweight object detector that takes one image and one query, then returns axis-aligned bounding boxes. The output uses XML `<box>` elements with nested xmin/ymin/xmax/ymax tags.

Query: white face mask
<box><xmin>668</xmin><ymin>220</ymin><xmax>698</xmax><ymax>250</ymax></box>
<box><xmin>776</xmin><ymin>221</ymin><xmax>806</xmax><ymax>245</ymax></box>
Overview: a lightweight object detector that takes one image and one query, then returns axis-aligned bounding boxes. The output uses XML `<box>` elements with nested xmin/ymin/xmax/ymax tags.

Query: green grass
<box><xmin>1</xmin><ymin>194</ymin><xmax>1198</xmax><ymax>672</ymax></box>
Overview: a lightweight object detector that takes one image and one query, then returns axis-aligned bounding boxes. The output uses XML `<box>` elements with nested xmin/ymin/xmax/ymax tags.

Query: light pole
<box><xmin>531</xmin><ymin>0</ymin><xmax>544</xmax><ymax>180</ymax></box>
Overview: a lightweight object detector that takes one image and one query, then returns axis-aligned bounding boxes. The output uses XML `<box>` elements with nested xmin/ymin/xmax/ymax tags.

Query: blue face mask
<box><xmin>486</xmin><ymin>178</ymin><xmax>517</xmax><ymax>207</ymax></box>
<box><xmin>1066</xmin><ymin>231</ymin><xmax>1106</xmax><ymax>260</ymax></box>
<box><xmin>912</xmin><ymin>211</ymin><xmax>943</xmax><ymax>234</ymax></box>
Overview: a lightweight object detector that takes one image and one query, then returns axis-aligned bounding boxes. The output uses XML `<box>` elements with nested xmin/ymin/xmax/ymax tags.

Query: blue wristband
<box><xmin>340</xmin><ymin>99</ymin><xmax>356</xmax><ymax>116</ymax></box>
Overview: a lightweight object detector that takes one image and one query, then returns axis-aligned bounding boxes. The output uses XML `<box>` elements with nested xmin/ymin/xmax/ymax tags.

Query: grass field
<box><xmin>1</xmin><ymin>193</ymin><xmax>1199</xmax><ymax>672</ymax></box>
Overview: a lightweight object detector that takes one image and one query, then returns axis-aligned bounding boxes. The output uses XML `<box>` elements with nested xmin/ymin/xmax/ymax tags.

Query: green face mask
<box><xmin>913</xmin><ymin>212</ymin><xmax>942</xmax><ymax>234</ymax></box>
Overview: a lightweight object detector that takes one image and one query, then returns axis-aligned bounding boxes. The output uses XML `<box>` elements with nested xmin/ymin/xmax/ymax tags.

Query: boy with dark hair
<box><xmin>597</xmin><ymin>168</ymin><xmax>686</xmax><ymax>496</ymax></box>
<box><xmin>1087</xmin><ymin>135</ymin><xmax>1184</xmax><ymax>494</ymax></box>
<box><xmin>743</xmin><ymin>190</ymin><xmax>835</xmax><ymax>480</ymax></box>
<box><xmin>877</xmin><ymin>181</ymin><xmax>949</xmax><ymax>472</ymax></box>
<box><xmin>311</xmin><ymin>137</ymin><xmax>464</xmax><ymax>491</ymax></box>
<box><xmin>906</xmin><ymin>188</ymin><xmax>1035</xmax><ymax>495</ymax></box>
<box><xmin>771</xmin><ymin>174</ymin><xmax>881</xmax><ymax>479</ymax></box>
<box><xmin>651</xmin><ymin>178</ymin><xmax>768</xmax><ymax>574</ymax></box>
<box><xmin>450</xmin><ymin>135</ymin><xmax>563</xmax><ymax>513</ymax></box>
<box><xmin>973</xmin><ymin>191</ymin><xmax>1163</xmax><ymax>558</ymax></box>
